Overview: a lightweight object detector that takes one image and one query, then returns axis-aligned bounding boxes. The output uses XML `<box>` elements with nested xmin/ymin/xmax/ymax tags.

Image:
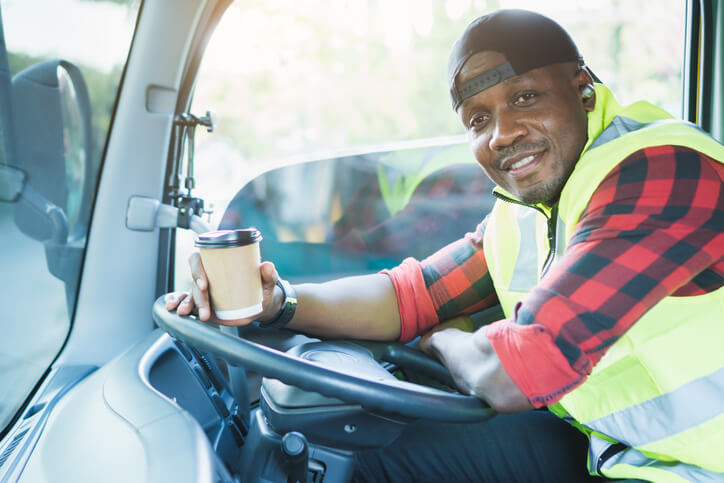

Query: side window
<box><xmin>0</xmin><ymin>0</ymin><xmax>140</xmax><ymax>433</ymax></box>
<box><xmin>177</xmin><ymin>1</ymin><xmax>685</xmax><ymax>287</ymax></box>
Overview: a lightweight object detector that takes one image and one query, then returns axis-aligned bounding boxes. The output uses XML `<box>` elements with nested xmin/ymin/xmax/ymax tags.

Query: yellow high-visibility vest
<box><xmin>483</xmin><ymin>85</ymin><xmax>724</xmax><ymax>482</ymax></box>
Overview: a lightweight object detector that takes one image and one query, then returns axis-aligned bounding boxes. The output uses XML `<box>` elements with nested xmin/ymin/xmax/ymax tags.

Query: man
<box><xmin>168</xmin><ymin>9</ymin><xmax>724</xmax><ymax>482</ymax></box>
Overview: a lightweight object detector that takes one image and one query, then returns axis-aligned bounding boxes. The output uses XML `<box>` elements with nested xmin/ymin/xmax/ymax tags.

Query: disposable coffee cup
<box><xmin>195</xmin><ymin>228</ymin><xmax>263</xmax><ymax>320</ymax></box>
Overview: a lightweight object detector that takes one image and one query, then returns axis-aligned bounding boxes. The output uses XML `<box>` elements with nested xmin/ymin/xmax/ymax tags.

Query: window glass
<box><xmin>0</xmin><ymin>0</ymin><xmax>140</xmax><ymax>433</ymax></box>
<box><xmin>176</xmin><ymin>0</ymin><xmax>685</xmax><ymax>287</ymax></box>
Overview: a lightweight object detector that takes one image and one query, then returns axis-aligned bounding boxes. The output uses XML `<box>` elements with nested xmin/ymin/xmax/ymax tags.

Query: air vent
<box><xmin>0</xmin><ymin>425</ymin><xmax>30</xmax><ymax>469</ymax></box>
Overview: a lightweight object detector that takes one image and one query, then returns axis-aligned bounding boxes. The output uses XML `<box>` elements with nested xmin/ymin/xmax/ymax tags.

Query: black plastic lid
<box><xmin>195</xmin><ymin>229</ymin><xmax>262</xmax><ymax>248</ymax></box>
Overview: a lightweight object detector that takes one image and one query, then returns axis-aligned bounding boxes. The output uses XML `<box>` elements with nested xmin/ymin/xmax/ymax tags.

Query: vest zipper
<box><xmin>596</xmin><ymin>442</ymin><xmax>628</xmax><ymax>474</ymax></box>
<box><xmin>492</xmin><ymin>192</ymin><xmax>559</xmax><ymax>277</ymax></box>
<box><xmin>540</xmin><ymin>204</ymin><xmax>558</xmax><ymax>276</ymax></box>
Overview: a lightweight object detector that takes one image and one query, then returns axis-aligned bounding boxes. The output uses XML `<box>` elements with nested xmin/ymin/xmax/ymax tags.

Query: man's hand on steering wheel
<box><xmin>418</xmin><ymin>315</ymin><xmax>475</xmax><ymax>356</ymax></box>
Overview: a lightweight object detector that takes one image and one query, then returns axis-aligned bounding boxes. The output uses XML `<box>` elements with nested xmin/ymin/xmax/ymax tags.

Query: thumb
<box><xmin>260</xmin><ymin>261</ymin><xmax>278</xmax><ymax>287</ymax></box>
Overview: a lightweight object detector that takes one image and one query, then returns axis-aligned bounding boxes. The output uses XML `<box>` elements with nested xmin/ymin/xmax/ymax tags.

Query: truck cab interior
<box><xmin>0</xmin><ymin>1</ymin><xmax>721</xmax><ymax>482</ymax></box>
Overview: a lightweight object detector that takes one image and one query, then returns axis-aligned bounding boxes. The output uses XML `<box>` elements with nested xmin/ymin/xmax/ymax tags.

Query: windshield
<box><xmin>175</xmin><ymin>0</ymin><xmax>685</xmax><ymax>289</ymax></box>
<box><xmin>0</xmin><ymin>0</ymin><xmax>141</xmax><ymax>433</ymax></box>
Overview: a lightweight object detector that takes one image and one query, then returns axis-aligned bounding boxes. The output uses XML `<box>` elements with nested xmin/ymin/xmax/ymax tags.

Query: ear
<box><xmin>574</xmin><ymin>67</ymin><xmax>596</xmax><ymax>112</ymax></box>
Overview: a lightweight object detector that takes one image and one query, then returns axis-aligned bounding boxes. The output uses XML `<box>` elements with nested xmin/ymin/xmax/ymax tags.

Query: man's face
<box><xmin>457</xmin><ymin>52</ymin><xmax>592</xmax><ymax>205</ymax></box>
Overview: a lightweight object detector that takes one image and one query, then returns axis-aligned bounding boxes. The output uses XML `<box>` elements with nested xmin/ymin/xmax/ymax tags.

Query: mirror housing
<box><xmin>10</xmin><ymin>59</ymin><xmax>93</xmax><ymax>314</ymax></box>
<box><xmin>0</xmin><ymin>164</ymin><xmax>26</xmax><ymax>202</ymax></box>
<box><xmin>11</xmin><ymin>59</ymin><xmax>93</xmax><ymax>241</ymax></box>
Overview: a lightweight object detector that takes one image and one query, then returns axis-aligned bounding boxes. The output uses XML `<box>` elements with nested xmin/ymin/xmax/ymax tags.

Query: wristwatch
<box><xmin>259</xmin><ymin>278</ymin><xmax>297</xmax><ymax>329</ymax></box>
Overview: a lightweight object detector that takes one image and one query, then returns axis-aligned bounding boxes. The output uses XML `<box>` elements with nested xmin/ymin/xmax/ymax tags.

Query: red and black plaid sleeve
<box><xmin>419</xmin><ymin>218</ymin><xmax>498</xmax><ymax>320</ymax></box>
<box><xmin>384</xmin><ymin>219</ymin><xmax>498</xmax><ymax>342</ymax></box>
<box><xmin>488</xmin><ymin>146</ymin><xmax>724</xmax><ymax>406</ymax></box>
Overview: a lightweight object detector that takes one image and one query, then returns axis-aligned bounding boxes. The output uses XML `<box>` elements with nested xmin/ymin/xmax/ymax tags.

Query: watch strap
<box><xmin>259</xmin><ymin>279</ymin><xmax>297</xmax><ymax>329</ymax></box>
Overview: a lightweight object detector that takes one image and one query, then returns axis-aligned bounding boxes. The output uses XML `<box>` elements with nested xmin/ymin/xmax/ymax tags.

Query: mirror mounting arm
<box><xmin>172</xmin><ymin>110</ymin><xmax>215</xmax><ymax>196</ymax></box>
<box><xmin>168</xmin><ymin>110</ymin><xmax>216</xmax><ymax>228</ymax></box>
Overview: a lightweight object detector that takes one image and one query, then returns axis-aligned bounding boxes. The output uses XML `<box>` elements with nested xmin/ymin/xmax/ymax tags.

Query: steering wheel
<box><xmin>152</xmin><ymin>296</ymin><xmax>494</xmax><ymax>422</ymax></box>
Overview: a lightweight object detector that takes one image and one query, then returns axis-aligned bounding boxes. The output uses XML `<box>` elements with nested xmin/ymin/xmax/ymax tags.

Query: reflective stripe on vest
<box><xmin>483</xmin><ymin>84</ymin><xmax>724</xmax><ymax>480</ymax></box>
<box><xmin>508</xmin><ymin>208</ymin><xmax>538</xmax><ymax>292</ymax></box>
<box><xmin>589</xmin><ymin>433</ymin><xmax>724</xmax><ymax>483</ymax></box>
<box><xmin>586</xmin><ymin>366</ymin><xmax>724</xmax><ymax>449</ymax></box>
<box><xmin>587</xmin><ymin>116</ymin><xmax>710</xmax><ymax>151</ymax></box>
<box><xmin>505</xmin><ymin>209</ymin><xmax>568</xmax><ymax>294</ymax></box>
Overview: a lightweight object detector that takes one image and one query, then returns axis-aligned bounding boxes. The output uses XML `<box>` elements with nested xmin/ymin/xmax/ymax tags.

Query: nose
<box><xmin>488</xmin><ymin>112</ymin><xmax>526</xmax><ymax>151</ymax></box>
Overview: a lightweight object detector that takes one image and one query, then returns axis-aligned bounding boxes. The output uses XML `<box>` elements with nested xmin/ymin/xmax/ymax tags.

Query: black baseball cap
<box><xmin>448</xmin><ymin>9</ymin><xmax>584</xmax><ymax>111</ymax></box>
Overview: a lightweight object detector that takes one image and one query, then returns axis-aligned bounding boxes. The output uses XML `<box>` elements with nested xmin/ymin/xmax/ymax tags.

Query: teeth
<box><xmin>510</xmin><ymin>155</ymin><xmax>536</xmax><ymax>170</ymax></box>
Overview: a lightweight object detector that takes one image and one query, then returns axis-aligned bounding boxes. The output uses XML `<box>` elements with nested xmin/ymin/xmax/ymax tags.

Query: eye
<box><xmin>513</xmin><ymin>92</ymin><xmax>537</xmax><ymax>106</ymax></box>
<box><xmin>468</xmin><ymin>113</ymin><xmax>490</xmax><ymax>130</ymax></box>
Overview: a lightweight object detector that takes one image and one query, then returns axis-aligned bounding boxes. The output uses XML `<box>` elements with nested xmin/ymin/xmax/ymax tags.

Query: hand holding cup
<box><xmin>166</xmin><ymin>229</ymin><xmax>284</xmax><ymax>325</ymax></box>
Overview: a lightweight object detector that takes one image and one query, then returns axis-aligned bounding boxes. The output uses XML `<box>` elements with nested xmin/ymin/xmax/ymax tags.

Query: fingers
<box><xmin>418</xmin><ymin>331</ymin><xmax>434</xmax><ymax>356</ymax></box>
<box><xmin>189</xmin><ymin>252</ymin><xmax>212</xmax><ymax>321</ymax></box>
<box><xmin>418</xmin><ymin>316</ymin><xmax>475</xmax><ymax>356</ymax></box>
<box><xmin>190</xmin><ymin>275</ymin><xmax>211</xmax><ymax>321</ymax></box>
<box><xmin>260</xmin><ymin>261</ymin><xmax>278</xmax><ymax>286</ymax></box>
<box><xmin>177</xmin><ymin>291</ymin><xmax>196</xmax><ymax>315</ymax></box>
<box><xmin>165</xmin><ymin>291</ymin><xmax>196</xmax><ymax>316</ymax></box>
<box><xmin>165</xmin><ymin>291</ymin><xmax>187</xmax><ymax>310</ymax></box>
<box><xmin>189</xmin><ymin>252</ymin><xmax>209</xmax><ymax>290</ymax></box>
<box><xmin>258</xmin><ymin>261</ymin><xmax>282</xmax><ymax>318</ymax></box>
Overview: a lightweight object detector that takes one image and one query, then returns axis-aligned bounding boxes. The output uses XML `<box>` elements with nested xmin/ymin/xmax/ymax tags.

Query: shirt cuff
<box><xmin>382</xmin><ymin>257</ymin><xmax>439</xmax><ymax>343</ymax></box>
<box><xmin>486</xmin><ymin>317</ymin><xmax>587</xmax><ymax>407</ymax></box>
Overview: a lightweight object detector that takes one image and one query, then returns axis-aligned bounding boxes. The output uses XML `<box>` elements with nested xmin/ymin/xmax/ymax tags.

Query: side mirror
<box><xmin>11</xmin><ymin>59</ymin><xmax>93</xmax><ymax>241</ymax></box>
<box><xmin>10</xmin><ymin>59</ymin><xmax>93</xmax><ymax>315</ymax></box>
<box><xmin>0</xmin><ymin>164</ymin><xmax>26</xmax><ymax>202</ymax></box>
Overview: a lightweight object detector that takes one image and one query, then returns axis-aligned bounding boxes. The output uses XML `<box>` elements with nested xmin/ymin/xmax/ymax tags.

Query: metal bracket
<box><xmin>176</xmin><ymin>195</ymin><xmax>205</xmax><ymax>229</ymax></box>
<box><xmin>165</xmin><ymin>109</ymin><xmax>216</xmax><ymax>228</ymax></box>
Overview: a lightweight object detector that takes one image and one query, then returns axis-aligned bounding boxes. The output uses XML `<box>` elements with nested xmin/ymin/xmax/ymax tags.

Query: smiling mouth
<box><xmin>506</xmin><ymin>152</ymin><xmax>544</xmax><ymax>178</ymax></box>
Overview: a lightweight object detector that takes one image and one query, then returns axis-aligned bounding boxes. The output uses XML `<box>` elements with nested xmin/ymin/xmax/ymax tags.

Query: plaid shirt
<box><xmin>386</xmin><ymin>146</ymin><xmax>724</xmax><ymax>407</ymax></box>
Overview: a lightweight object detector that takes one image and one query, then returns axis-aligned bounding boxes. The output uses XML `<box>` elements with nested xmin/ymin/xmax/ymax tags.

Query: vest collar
<box><xmin>581</xmin><ymin>84</ymin><xmax>673</xmax><ymax>156</ymax></box>
<box><xmin>491</xmin><ymin>187</ymin><xmax>554</xmax><ymax>217</ymax></box>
